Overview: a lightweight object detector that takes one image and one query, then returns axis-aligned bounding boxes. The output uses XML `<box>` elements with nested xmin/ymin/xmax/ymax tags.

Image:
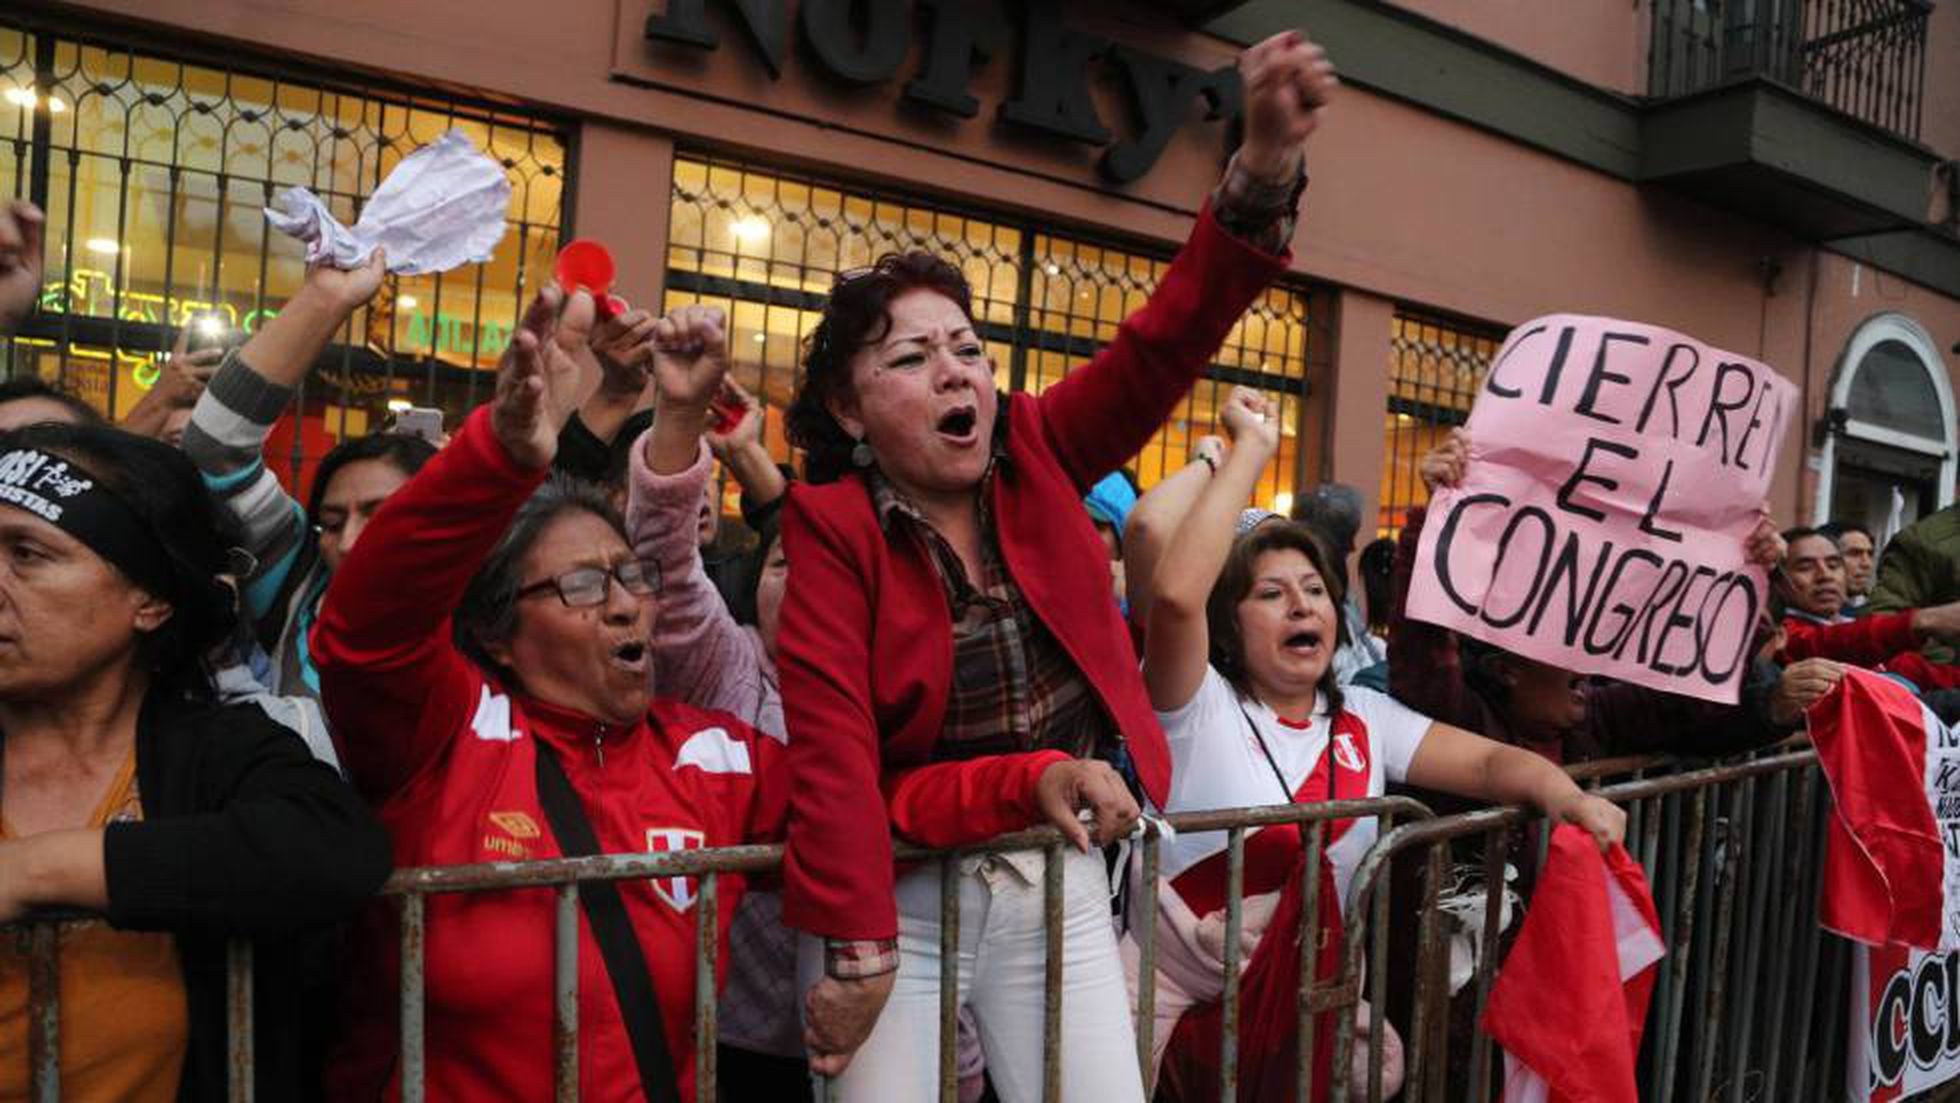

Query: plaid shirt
<box><xmin>875</xmin><ymin>462</ymin><xmax>1115</xmax><ymax>764</ymax></box>
<box><xmin>825</xmin><ymin>155</ymin><xmax>1304</xmax><ymax>980</ymax></box>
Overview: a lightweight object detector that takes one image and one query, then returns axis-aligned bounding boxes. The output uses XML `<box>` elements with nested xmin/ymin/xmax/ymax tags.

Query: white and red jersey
<box><xmin>1155</xmin><ymin>667</ymin><xmax>1431</xmax><ymax>913</ymax></box>
<box><xmin>313</xmin><ymin>409</ymin><xmax>787</xmax><ymax>1102</ymax></box>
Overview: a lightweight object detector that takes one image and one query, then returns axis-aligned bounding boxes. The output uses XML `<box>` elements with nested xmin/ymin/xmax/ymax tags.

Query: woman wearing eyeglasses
<box><xmin>775</xmin><ymin>30</ymin><xmax>1338</xmax><ymax>1101</ymax></box>
<box><xmin>313</xmin><ymin>289</ymin><xmax>1062</xmax><ymax>1102</ymax></box>
<box><xmin>309</xmin><ymin>288</ymin><xmax>794</xmax><ymax>1102</ymax></box>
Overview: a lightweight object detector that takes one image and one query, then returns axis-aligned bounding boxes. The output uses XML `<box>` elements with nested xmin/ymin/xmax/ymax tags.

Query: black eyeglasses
<box><xmin>516</xmin><ymin>559</ymin><xmax>659</xmax><ymax>607</ymax></box>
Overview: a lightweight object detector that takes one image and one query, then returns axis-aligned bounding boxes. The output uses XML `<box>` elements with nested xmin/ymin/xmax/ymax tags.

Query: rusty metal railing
<box><xmin>12</xmin><ymin>745</ymin><xmax>1835</xmax><ymax>1102</ymax></box>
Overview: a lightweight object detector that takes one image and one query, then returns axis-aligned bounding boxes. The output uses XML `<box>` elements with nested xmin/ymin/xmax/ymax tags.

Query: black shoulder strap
<box><xmin>534</xmin><ymin>742</ymin><xmax>682</xmax><ymax>1103</ymax></box>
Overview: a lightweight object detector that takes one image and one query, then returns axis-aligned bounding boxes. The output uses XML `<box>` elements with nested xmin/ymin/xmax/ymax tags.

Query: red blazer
<box><xmin>777</xmin><ymin>203</ymin><xmax>1288</xmax><ymax>940</ymax></box>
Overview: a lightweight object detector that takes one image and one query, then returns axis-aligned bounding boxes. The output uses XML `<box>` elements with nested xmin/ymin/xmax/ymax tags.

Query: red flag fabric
<box><xmin>1480</xmin><ymin>825</ymin><xmax>1665</xmax><ymax>1103</ymax></box>
<box><xmin>1810</xmin><ymin>668</ymin><xmax>1953</xmax><ymax>950</ymax></box>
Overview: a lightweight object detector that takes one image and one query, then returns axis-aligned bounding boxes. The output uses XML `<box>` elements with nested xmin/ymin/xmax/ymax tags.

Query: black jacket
<box><xmin>98</xmin><ymin>697</ymin><xmax>392</xmax><ymax>1101</ymax></box>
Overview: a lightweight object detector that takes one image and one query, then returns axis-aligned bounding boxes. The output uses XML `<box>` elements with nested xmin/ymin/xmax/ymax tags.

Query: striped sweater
<box><xmin>180</xmin><ymin>351</ymin><xmax>330</xmax><ymax>703</ymax></box>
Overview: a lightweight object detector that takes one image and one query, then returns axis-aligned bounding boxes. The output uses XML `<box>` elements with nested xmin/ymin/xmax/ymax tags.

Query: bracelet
<box><xmin>1197</xmin><ymin>453</ymin><xmax>1218</xmax><ymax>476</ymax></box>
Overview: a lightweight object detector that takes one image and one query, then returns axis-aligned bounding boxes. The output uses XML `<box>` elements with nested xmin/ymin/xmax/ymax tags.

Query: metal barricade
<box><xmin>10</xmin><ymin>746</ymin><xmax>1842</xmax><ymax>1102</ymax></box>
<box><xmin>1333</xmin><ymin>746</ymin><xmax>1833</xmax><ymax>1103</ymax></box>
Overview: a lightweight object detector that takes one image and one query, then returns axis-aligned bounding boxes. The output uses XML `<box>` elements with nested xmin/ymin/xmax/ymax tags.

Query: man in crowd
<box><xmin>1871</xmin><ymin>503</ymin><xmax>1960</xmax><ymax>662</ymax></box>
<box><xmin>1778</xmin><ymin>526</ymin><xmax>1960</xmax><ymax>666</ymax></box>
<box><xmin>1818</xmin><ymin>520</ymin><xmax>1877</xmax><ymax>618</ymax></box>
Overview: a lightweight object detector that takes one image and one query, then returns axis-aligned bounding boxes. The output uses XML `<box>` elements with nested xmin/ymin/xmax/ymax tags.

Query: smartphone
<box><xmin>391</xmin><ymin>406</ymin><xmax>444</xmax><ymax>445</ymax></box>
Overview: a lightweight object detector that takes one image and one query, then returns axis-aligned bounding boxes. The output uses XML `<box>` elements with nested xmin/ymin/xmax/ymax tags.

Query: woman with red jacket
<box><xmin>313</xmin><ymin>288</ymin><xmax>791</xmax><ymax>1101</ymax></box>
<box><xmin>776</xmin><ymin>29</ymin><xmax>1337</xmax><ymax>1100</ymax></box>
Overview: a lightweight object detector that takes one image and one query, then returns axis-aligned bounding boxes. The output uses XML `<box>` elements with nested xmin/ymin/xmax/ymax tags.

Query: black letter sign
<box><xmin>999</xmin><ymin>0</ymin><xmax>1111</xmax><ymax>144</ymax></box>
<box><xmin>646</xmin><ymin>0</ymin><xmax>790</xmax><ymax>78</ymax></box>
<box><xmin>903</xmin><ymin>0</ymin><xmax>1001</xmax><ymax>117</ymax></box>
<box><xmin>799</xmin><ymin>0</ymin><xmax>910</xmax><ymax>84</ymax></box>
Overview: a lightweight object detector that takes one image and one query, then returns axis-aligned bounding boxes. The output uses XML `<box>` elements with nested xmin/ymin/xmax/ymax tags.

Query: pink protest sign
<box><xmin>1406</xmin><ymin>314</ymin><xmax>1796</xmax><ymax>704</ymax></box>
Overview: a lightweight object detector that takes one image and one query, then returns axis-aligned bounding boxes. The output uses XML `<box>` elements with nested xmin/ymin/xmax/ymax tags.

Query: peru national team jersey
<box><xmin>1154</xmin><ymin>667</ymin><xmax>1431</xmax><ymax>912</ymax></box>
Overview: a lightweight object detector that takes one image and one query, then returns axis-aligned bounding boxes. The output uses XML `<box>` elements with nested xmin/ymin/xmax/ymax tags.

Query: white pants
<box><xmin>799</xmin><ymin>847</ymin><xmax>1146</xmax><ymax>1103</ymax></box>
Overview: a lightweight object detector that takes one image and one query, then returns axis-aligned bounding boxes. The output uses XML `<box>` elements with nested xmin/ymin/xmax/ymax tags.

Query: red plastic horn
<box><xmin>553</xmin><ymin>239</ymin><xmax>622</xmax><ymax>321</ymax></box>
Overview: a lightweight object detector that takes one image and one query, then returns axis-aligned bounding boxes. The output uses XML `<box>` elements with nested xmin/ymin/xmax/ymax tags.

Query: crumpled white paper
<box><xmin>264</xmin><ymin>128</ymin><xmax>511</xmax><ymax>275</ymax></box>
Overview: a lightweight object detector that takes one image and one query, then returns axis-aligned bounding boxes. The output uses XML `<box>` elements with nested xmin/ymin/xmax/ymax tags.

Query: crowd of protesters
<box><xmin>7</xmin><ymin>26</ymin><xmax>1960</xmax><ymax>1103</ymax></box>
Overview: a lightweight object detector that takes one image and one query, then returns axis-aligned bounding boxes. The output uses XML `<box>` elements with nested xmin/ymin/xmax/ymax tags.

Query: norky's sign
<box><xmin>642</xmin><ymin>0</ymin><xmax>1241</xmax><ymax>184</ymax></box>
<box><xmin>1406</xmin><ymin>314</ymin><xmax>1796</xmax><ymax>704</ymax></box>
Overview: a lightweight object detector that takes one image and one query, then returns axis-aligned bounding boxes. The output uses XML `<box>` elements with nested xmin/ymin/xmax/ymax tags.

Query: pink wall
<box><xmin>1920</xmin><ymin>0</ymin><xmax>1960</xmax><ymax>162</ymax></box>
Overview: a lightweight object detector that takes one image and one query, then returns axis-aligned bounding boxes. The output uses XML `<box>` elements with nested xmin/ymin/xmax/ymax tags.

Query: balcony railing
<box><xmin>1648</xmin><ymin>0</ymin><xmax>1931</xmax><ymax>140</ymax></box>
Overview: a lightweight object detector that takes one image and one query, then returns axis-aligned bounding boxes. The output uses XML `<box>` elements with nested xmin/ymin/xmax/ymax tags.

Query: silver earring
<box><xmin>850</xmin><ymin>438</ymin><xmax>874</xmax><ymax>468</ymax></box>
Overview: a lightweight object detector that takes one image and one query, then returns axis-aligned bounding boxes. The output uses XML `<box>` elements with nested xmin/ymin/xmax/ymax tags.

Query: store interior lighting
<box><xmin>85</xmin><ymin>238</ymin><xmax>121</xmax><ymax>256</ymax></box>
<box><xmin>2</xmin><ymin>86</ymin><xmax>61</xmax><ymax>112</ymax></box>
<box><xmin>729</xmin><ymin>216</ymin><xmax>771</xmax><ymax>245</ymax></box>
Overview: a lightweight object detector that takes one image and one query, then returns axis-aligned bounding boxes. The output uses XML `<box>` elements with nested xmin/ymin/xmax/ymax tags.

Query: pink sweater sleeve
<box><xmin>625</xmin><ymin>432</ymin><xmax>775</xmax><ymax>736</ymax></box>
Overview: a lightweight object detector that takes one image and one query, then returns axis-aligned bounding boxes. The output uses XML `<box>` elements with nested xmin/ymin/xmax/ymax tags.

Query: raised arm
<box><xmin>1030</xmin><ymin>33</ymin><xmax>1328</xmax><ymax>489</ymax></box>
<box><xmin>628</xmin><ymin>306</ymin><xmax>770</xmax><ymax>725</ymax></box>
<box><xmin>556</xmin><ymin>306</ymin><xmax>658</xmax><ymax>482</ymax></box>
<box><xmin>1124</xmin><ymin>436</ymin><xmax>1223</xmax><ymax>634</ymax></box>
<box><xmin>313</xmin><ymin>288</ymin><xmax>593</xmax><ymax>801</ymax></box>
<box><xmin>121</xmin><ymin>325</ymin><xmax>221</xmax><ymax>440</ymax></box>
<box><xmin>1386</xmin><ymin>431</ymin><xmax>1490</xmax><ymax>729</ymax></box>
<box><xmin>1144</xmin><ymin>390</ymin><xmax>1277</xmax><ymax>712</ymax></box>
<box><xmin>707</xmin><ymin>377</ymin><xmax>788</xmax><ymax>511</ymax></box>
<box><xmin>180</xmin><ymin>255</ymin><xmax>385</xmax><ymax>622</ymax></box>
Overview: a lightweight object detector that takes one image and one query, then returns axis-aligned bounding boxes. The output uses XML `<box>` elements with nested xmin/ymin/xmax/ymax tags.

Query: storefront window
<box><xmin>665</xmin><ymin>155</ymin><xmax>1327</xmax><ymax>511</ymax></box>
<box><xmin>1379</xmin><ymin>310</ymin><xmax>1503</xmax><ymax>537</ymax></box>
<box><xmin>0</xmin><ymin>19</ymin><xmax>565</xmax><ymax>463</ymax></box>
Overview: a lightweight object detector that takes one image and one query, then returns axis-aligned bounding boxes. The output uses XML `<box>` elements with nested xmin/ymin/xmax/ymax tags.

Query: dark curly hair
<box><xmin>1206</xmin><ymin>519</ymin><xmax>1349</xmax><ymax>717</ymax></box>
<box><xmin>786</xmin><ymin>252</ymin><xmax>975</xmax><ymax>484</ymax></box>
<box><xmin>0</xmin><ymin>422</ymin><xmax>242</xmax><ymax>704</ymax></box>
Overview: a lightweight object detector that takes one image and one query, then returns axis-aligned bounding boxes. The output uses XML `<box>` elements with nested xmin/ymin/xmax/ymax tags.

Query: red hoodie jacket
<box><xmin>313</xmin><ymin>407</ymin><xmax>785</xmax><ymax>1101</ymax></box>
<box><xmin>777</xmin><ymin>201</ymin><xmax>1289</xmax><ymax>941</ymax></box>
<box><xmin>315</xmin><ymin>408</ymin><xmax>1049</xmax><ymax>1101</ymax></box>
<box><xmin>1778</xmin><ymin>609</ymin><xmax>1919</xmax><ymax>667</ymax></box>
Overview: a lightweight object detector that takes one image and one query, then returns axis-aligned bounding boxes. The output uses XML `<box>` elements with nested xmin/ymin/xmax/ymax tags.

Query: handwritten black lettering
<box><xmin>1574</xmin><ymin>331</ymin><xmax>1649</xmax><ymax>426</ymax></box>
<box><xmin>1695</xmin><ymin>360</ymin><xmax>1756</xmax><ymax>466</ymax></box>
<box><xmin>1555</xmin><ymin>438</ymin><xmax>1640</xmax><ymax>524</ymax></box>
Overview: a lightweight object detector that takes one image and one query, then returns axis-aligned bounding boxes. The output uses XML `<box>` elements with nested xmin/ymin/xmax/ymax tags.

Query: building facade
<box><xmin>3</xmin><ymin>0</ymin><xmax>1955</xmax><ymax>538</ymax></box>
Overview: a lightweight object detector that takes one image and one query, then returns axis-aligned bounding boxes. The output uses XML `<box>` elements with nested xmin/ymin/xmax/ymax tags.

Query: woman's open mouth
<box><xmin>935</xmin><ymin>405</ymin><xmax>979</xmax><ymax>445</ymax></box>
<box><xmin>1283</xmin><ymin>630</ymin><xmax>1323</xmax><ymax>656</ymax></box>
<box><xmin>609</xmin><ymin>640</ymin><xmax>649</xmax><ymax>674</ymax></box>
